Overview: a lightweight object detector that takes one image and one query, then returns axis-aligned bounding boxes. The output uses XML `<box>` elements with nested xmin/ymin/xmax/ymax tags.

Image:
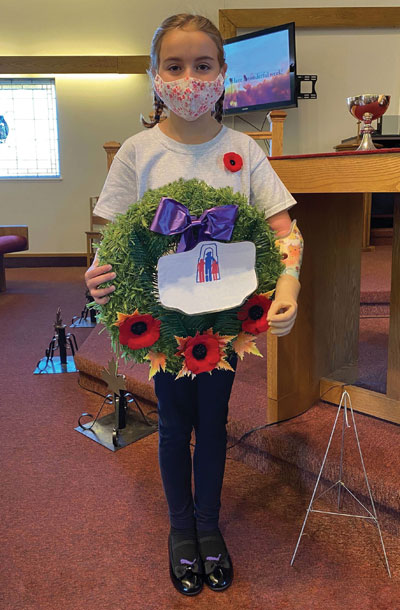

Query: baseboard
<box><xmin>5</xmin><ymin>253</ymin><xmax>87</xmax><ymax>267</ymax></box>
<box><xmin>370</xmin><ymin>228</ymin><xmax>393</xmax><ymax>246</ymax></box>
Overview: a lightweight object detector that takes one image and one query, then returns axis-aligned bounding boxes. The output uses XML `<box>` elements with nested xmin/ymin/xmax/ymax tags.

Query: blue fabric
<box><xmin>154</xmin><ymin>356</ymin><xmax>237</xmax><ymax>530</ymax></box>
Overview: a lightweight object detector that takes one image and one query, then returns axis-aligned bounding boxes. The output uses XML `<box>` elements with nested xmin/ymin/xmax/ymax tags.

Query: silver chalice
<box><xmin>347</xmin><ymin>94</ymin><xmax>391</xmax><ymax>151</ymax></box>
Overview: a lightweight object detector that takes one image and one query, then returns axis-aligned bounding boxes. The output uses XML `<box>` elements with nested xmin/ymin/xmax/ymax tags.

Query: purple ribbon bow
<box><xmin>203</xmin><ymin>552</ymin><xmax>230</xmax><ymax>576</ymax></box>
<box><xmin>150</xmin><ymin>197</ymin><xmax>238</xmax><ymax>253</ymax></box>
<box><xmin>174</xmin><ymin>557</ymin><xmax>200</xmax><ymax>579</ymax></box>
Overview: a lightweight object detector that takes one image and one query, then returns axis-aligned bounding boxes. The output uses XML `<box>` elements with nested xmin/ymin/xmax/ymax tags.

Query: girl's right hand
<box><xmin>84</xmin><ymin>254</ymin><xmax>116</xmax><ymax>304</ymax></box>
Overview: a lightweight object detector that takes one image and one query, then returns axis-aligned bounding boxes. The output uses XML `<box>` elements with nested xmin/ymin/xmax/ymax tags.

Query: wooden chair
<box><xmin>85</xmin><ymin>141</ymin><xmax>122</xmax><ymax>268</ymax></box>
<box><xmin>85</xmin><ymin>196</ymin><xmax>109</xmax><ymax>268</ymax></box>
<box><xmin>243</xmin><ymin>110</ymin><xmax>286</xmax><ymax>156</ymax></box>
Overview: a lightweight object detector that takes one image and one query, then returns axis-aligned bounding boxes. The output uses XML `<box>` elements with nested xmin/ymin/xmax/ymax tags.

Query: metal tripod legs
<box><xmin>290</xmin><ymin>390</ymin><xmax>391</xmax><ymax>577</ymax></box>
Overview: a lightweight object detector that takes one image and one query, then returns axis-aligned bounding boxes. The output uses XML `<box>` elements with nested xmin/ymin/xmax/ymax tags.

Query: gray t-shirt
<box><xmin>94</xmin><ymin>124</ymin><xmax>296</xmax><ymax>221</ymax></box>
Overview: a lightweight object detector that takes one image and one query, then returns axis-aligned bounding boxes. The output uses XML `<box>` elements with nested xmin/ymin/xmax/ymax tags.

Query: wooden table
<box><xmin>267</xmin><ymin>149</ymin><xmax>400</xmax><ymax>425</ymax></box>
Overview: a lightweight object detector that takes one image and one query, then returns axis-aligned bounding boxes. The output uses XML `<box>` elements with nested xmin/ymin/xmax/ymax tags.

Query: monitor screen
<box><xmin>223</xmin><ymin>22</ymin><xmax>297</xmax><ymax>115</ymax></box>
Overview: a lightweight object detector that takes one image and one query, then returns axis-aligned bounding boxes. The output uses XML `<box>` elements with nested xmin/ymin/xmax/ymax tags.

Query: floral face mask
<box><xmin>153</xmin><ymin>73</ymin><xmax>225</xmax><ymax>121</ymax></box>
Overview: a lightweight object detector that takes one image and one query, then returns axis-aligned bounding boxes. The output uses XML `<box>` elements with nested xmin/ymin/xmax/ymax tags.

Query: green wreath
<box><xmin>95</xmin><ymin>178</ymin><xmax>284</xmax><ymax>378</ymax></box>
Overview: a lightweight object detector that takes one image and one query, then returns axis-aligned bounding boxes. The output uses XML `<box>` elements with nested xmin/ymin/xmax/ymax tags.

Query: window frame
<box><xmin>0</xmin><ymin>77</ymin><xmax>61</xmax><ymax>180</ymax></box>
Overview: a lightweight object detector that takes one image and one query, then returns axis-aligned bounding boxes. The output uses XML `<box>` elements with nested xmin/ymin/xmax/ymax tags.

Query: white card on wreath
<box><xmin>157</xmin><ymin>240</ymin><xmax>257</xmax><ymax>315</ymax></box>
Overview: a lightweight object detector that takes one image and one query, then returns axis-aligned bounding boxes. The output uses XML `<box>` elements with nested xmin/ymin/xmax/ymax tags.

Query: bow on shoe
<box><xmin>204</xmin><ymin>553</ymin><xmax>231</xmax><ymax>576</ymax></box>
<box><xmin>173</xmin><ymin>557</ymin><xmax>201</xmax><ymax>580</ymax></box>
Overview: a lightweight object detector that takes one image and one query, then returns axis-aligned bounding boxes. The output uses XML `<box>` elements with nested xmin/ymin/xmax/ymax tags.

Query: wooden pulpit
<box><xmin>268</xmin><ymin>148</ymin><xmax>400</xmax><ymax>425</ymax></box>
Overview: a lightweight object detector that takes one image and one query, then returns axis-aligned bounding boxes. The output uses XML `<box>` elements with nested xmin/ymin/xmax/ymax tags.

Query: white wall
<box><xmin>1</xmin><ymin>0</ymin><xmax>399</xmax><ymax>254</ymax></box>
<box><xmin>230</xmin><ymin>27</ymin><xmax>400</xmax><ymax>157</ymax></box>
<box><xmin>1</xmin><ymin>74</ymin><xmax>153</xmax><ymax>253</ymax></box>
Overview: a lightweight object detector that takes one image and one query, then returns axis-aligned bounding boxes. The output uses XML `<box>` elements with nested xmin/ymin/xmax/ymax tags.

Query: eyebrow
<box><xmin>162</xmin><ymin>56</ymin><xmax>216</xmax><ymax>63</ymax></box>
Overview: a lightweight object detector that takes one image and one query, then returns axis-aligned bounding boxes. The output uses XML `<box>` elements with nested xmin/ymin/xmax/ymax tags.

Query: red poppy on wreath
<box><xmin>113</xmin><ymin>310</ymin><xmax>161</xmax><ymax>350</ymax></box>
<box><xmin>237</xmin><ymin>293</ymin><xmax>272</xmax><ymax>334</ymax></box>
<box><xmin>223</xmin><ymin>152</ymin><xmax>243</xmax><ymax>173</ymax></box>
<box><xmin>175</xmin><ymin>329</ymin><xmax>234</xmax><ymax>377</ymax></box>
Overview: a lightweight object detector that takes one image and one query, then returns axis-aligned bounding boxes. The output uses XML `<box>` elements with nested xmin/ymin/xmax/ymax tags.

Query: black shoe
<box><xmin>168</xmin><ymin>533</ymin><xmax>203</xmax><ymax>596</ymax></box>
<box><xmin>197</xmin><ymin>529</ymin><xmax>233</xmax><ymax>592</ymax></box>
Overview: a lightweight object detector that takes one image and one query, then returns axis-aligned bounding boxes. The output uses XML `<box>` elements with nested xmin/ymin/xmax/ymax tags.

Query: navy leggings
<box><xmin>154</xmin><ymin>357</ymin><xmax>237</xmax><ymax>531</ymax></box>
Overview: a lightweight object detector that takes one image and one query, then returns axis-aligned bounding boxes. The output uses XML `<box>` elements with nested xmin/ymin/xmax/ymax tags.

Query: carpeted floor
<box><xmin>0</xmin><ymin>255</ymin><xmax>399</xmax><ymax>609</ymax></box>
<box><xmin>360</xmin><ymin>244</ymin><xmax>391</xmax><ymax>301</ymax></box>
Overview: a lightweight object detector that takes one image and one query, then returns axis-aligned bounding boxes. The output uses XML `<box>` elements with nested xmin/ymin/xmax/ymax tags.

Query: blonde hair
<box><xmin>141</xmin><ymin>14</ymin><xmax>226</xmax><ymax>128</ymax></box>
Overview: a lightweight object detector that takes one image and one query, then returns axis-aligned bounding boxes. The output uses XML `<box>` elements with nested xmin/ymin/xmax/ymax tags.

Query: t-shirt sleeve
<box><xmin>93</xmin><ymin>142</ymin><xmax>138</xmax><ymax>221</ymax></box>
<box><xmin>249</xmin><ymin>139</ymin><xmax>296</xmax><ymax>218</ymax></box>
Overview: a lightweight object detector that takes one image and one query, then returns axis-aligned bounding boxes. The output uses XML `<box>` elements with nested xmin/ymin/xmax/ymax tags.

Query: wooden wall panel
<box><xmin>4</xmin><ymin>9</ymin><xmax>399</xmax><ymax>73</ymax></box>
<box><xmin>0</xmin><ymin>55</ymin><xmax>149</xmax><ymax>74</ymax></box>
<box><xmin>387</xmin><ymin>195</ymin><xmax>400</xmax><ymax>400</ymax></box>
<box><xmin>219</xmin><ymin>12</ymin><xmax>237</xmax><ymax>40</ymax></box>
<box><xmin>219</xmin><ymin>8</ymin><xmax>400</xmax><ymax>32</ymax></box>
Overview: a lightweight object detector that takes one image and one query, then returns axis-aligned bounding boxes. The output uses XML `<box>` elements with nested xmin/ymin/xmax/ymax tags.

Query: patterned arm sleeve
<box><xmin>275</xmin><ymin>219</ymin><xmax>304</xmax><ymax>280</ymax></box>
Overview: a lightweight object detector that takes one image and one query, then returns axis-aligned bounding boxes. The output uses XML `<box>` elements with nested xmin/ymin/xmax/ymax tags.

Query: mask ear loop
<box><xmin>141</xmin><ymin>71</ymin><xmax>167</xmax><ymax>127</ymax></box>
<box><xmin>213</xmin><ymin>88</ymin><xmax>225</xmax><ymax>122</ymax></box>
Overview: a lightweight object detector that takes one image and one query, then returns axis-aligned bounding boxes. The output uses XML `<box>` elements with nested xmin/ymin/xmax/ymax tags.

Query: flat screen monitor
<box><xmin>223</xmin><ymin>22</ymin><xmax>297</xmax><ymax>115</ymax></box>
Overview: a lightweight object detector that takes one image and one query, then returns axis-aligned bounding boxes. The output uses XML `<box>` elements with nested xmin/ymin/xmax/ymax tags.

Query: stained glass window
<box><xmin>0</xmin><ymin>78</ymin><xmax>60</xmax><ymax>178</ymax></box>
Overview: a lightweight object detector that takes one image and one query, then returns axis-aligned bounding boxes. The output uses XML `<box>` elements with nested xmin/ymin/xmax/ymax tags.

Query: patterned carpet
<box><xmin>0</xmin><ymin>251</ymin><xmax>398</xmax><ymax>609</ymax></box>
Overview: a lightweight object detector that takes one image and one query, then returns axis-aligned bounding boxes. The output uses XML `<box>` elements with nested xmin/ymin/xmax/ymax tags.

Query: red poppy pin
<box><xmin>223</xmin><ymin>152</ymin><xmax>243</xmax><ymax>173</ymax></box>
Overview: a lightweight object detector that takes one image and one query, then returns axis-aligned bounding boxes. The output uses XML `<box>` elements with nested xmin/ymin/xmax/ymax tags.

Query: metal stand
<box><xmin>290</xmin><ymin>390</ymin><xmax>391</xmax><ymax>577</ymax></box>
<box><xmin>75</xmin><ymin>391</ymin><xmax>158</xmax><ymax>452</ymax></box>
<box><xmin>357</xmin><ymin>111</ymin><xmax>377</xmax><ymax>151</ymax></box>
<box><xmin>75</xmin><ymin>358</ymin><xmax>158</xmax><ymax>451</ymax></box>
<box><xmin>34</xmin><ymin>308</ymin><xmax>78</xmax><ymax>374</ymax></box>
<box><xmin>70</xmin><ymin>291</ymin><xmax>97</xmax><ymax>328</ymax></box>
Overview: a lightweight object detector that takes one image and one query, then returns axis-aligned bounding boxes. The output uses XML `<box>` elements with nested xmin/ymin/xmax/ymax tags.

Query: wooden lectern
<box><xmin>268</xmin><ymin>148</ymin><xmax>400</xmax><ymax>425</ymax></box>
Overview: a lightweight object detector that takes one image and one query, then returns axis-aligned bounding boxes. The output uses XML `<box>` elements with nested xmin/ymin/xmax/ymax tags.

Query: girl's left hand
<box><xmin>267</xmin><ymin>274</ymin><xmax>300</xmax><ymax>337</ymax></box>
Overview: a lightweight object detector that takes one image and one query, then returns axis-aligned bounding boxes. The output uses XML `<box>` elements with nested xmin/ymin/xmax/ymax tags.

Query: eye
<box><xmin>197</xmin><ymin>64</ymin><xmax>210</xmax><ymax>71</ymax></box>
<box><xmin>167</xmin><ymin>65</ymin><xmax>181</xmax><ymax>72</ymax></box>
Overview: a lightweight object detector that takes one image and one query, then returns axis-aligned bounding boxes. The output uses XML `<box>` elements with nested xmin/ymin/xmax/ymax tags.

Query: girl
<box><xmin>85</xmin><ymin>13</ymin><xmax>302</xmax><ymax>596</ymax></box>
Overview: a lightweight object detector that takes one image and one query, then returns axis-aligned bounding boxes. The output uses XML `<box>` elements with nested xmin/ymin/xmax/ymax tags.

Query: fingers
<box><xmin>268</xmin><ymin>316</ymin><xmax>296</xmax><ymax>335</ymax></box>
<box><xmin>267</xmin><ymin>300</ymin><xmax>297</xmax><ymax>336</ymax></box>
<box><xmin>267</xmin><ymin>310</ymin><xmax>297</xmax><ymax>326</ymax></box>
<box><xmin>92</xmin><ymin>293</ymin><xmax>113</xmax><ymax>305</ymax></box>
<box><xmin>91</xmin><ymin>285</ymin><xmax>116</xmax><ymax>304</ymax></box>
<box><xmin>85</xmin><ymin>271</ymin><xmax>116</xmax><ymax>293</ymax></box>
<box><xmin>84</xmin><ymin>263</ymin><xmax>116</xmax><ymax>305</ymax></box>
<box><xmin>86</xmin><ymin>270</ymin><xmax>116</xmax><ymax>288</ymax></box>
<box><xmin>267</xmin><ymin>301</ymin><xmax>297</xmax><ymax>323</ymax></box>
<box><xmin>269</xmin><ymin>320</ymin><xmax>295</xmax><ymax>336</ymax></box>
<box><xmin>268</xmin><ymin>314</ymin><xmax>296</xmax><ymax>328</ymax></box>
<box><xmin>269</xmin><ymin>327</ymin><xmax>289</xmax><ymax>334</ymax></box>
<box><xmin>85</xmin><ymin>263</ymin><xmax>113</xmax><ymax>280</ymax></box>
